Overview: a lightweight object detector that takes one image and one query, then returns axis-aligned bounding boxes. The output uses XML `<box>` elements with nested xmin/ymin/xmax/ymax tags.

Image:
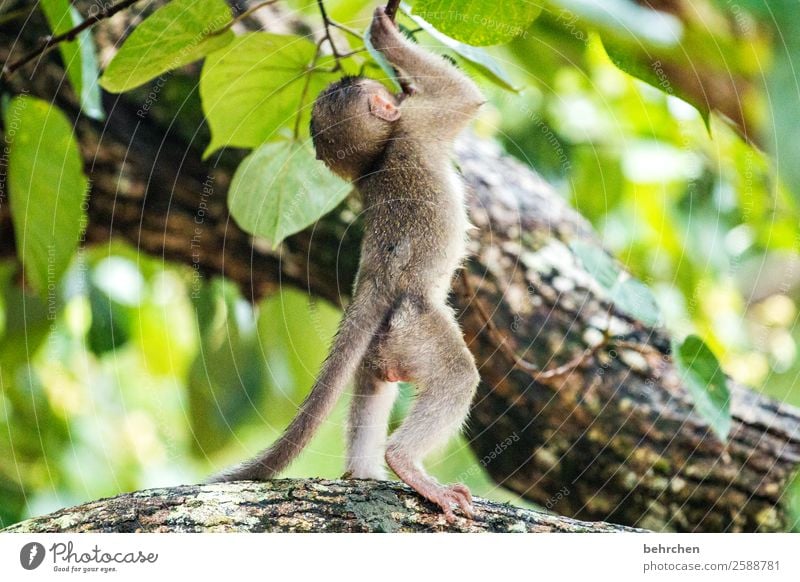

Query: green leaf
<box><xmin>673</xmin><ymin>335</ymin><xmax>732</xmax><ymax>441</ymax></box>
<box><xmin>549</xmin><ymin>0</ymin><xmax>683</xmax><ymax>47</ymax></box>
<box><xmin>228</xmin><ymin>141</ymin><xmax>349</xmax><ymax>246</ymax></box>
<box><xmin>188</xmin><ymin>279</ymin><xmax>266</xmax><ymax>455</ymax></box>
<box><xmin>87</xmin><ymin>280</ymin><xmax>131</xmax><ymax>356</ymax></box>
<box><xmin>200</xmin><ymin>33</ymin><xmax>343</xmax><ymax>156</ymax></box>
<box><xmin>403</xmin><ymin>9</ymin><xmax>517</xmax><ymax>91</ymax></box>
<box><xmin>570</xmin><ymin>239</ymin><xmax>661</xmax><ymax>326</ymax></box>
<box><xmin>785</xmin><ymin>468</ymin><xmax>800</xmax><ymax>533</ymax></box>
<box><xmin>569</xmin><ymin>239</ymin><xmax>620</xmax><ymax>289</ymax></box>
<box><xmin>99</xmin><ymin>0</ymin><xmax>234</xmax><ymax>93</ymax></box>
<box><xmin>413</xmin><ymin>0</ymin><xmax>541</xmax><ymax>46</ymax></box>
<box><xmin>6</xmin><ymin>96</ymin><xmax>88</xmax><ymax>296</ymax></box>
<box><xmin>40</xmin><ymin>0</ymin><xmax>104</xmax><ymax>120</ymax></box>
<box><xmin>609</xmin><ymin>277</ymin><xmax>661</xmax><ymax>327</ymax></box>
<box><xmin>601</xmin><ymin>39</ymin><xmax>711</xmax><ymax>130</ymax></box>
<box><xmin>764</xmin><ymin>9</ymin><xmax>800</xmax><ymax>203</ymax></box>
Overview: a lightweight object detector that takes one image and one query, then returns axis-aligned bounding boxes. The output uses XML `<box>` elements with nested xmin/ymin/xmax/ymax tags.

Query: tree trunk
<box><xmin>2</xmin><ymin>1</ymin><xmax>799</xmax><ymax>533</ymax></box>
<box><xmin>1</xmin><ymin>480</ymin><xmax>641</xmax><ymax>533</ymax></box>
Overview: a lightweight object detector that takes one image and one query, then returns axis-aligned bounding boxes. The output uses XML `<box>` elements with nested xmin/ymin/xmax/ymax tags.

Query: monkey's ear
<box><xmin>368</xmin><ymin>93</ymin><xmax>401</xmax><ymax>122</ymax></box>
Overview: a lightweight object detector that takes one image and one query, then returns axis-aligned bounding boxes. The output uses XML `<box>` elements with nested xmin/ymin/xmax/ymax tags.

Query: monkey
<box><xmin>211</xmin><ymin>6</ymin><xmax>485</xmax><ymax>521</ymax></box>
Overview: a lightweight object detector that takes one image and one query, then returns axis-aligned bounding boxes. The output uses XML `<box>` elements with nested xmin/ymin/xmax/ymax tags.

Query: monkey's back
<box><xmin>356</xmin><ymin>136</ymin><xmax>469</xmax><ymax>304</ymax></box>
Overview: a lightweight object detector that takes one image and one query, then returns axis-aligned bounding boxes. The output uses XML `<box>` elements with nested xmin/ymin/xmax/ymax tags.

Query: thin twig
<box><xmin>293</xmin><ymin>37</ymin><xmax>325</xmax><ymax>139</ymax></box>
<box><xmin>334</xmin><ymin>48</ymin><xmax>367</xmax><ymax>60</ymax></box>
<box><xmin>316</xmin><ymin>0</ymin><xmax>341</xmax><ymax>63</ymax></box>
<box><xmin>459</xmin><ymin>270</ymin><xmax>613</xmax><ymax>384</ymax></box>
<box><xmin>385</xmin><ymin>0</ymin><xmax>401</xmax><ymax>21</ymax></box>
<box><xmin>208</xmin><ymin>0</ymin><xmax>280</xmax><ymax>36</ymax></box>
<box><xmin>328</xmin><ymin>19</ymin><xmax>363</xmax><ymax>40</ymax></box>
<box><xmin>3</xmin><ymin>0</ymin><xmax>140</xmax><ymax>78</ymax></box>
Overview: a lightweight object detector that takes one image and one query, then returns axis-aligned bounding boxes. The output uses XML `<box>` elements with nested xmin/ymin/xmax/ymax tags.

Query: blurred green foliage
<box><xmin>2</xmin><ymin>0</ymin><xmax>800</xmax><ymax>528</ymax></box>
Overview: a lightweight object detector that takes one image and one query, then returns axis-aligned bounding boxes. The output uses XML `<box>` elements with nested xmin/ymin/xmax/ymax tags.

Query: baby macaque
<box><xmin>213</xmin><ymin>6</ymin><xmax>484</xmax><ymax>521</ymax></box>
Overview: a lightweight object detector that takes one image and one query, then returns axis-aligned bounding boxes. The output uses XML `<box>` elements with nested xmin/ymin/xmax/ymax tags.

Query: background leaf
<box><xmin>6</xmin><ymin>96</ymin><xmax>88</xmax><ymax>296</ymax></box>
<box><xmin>228</xmin><ymin>141</ymin><xmax>349</xmax><ymax>246</ymax></box>
<box><xmin>571</xmin><ymin>240</ymin><xmax>661</xmax><ymax>326</ymax></box>
<box><xmin>413</xmin><ymin>0</ymin><xmax>542</xmax><ymax>46</ymax></box>
<box><xmin>609</xmin><ymin>277</ymin><xmax>661</xmax><ymax>327</ymax></box>
<box><xmin>673</xmin><ymin>335</ymin><xmax>732</xmax><ymax>441</ymax></box>
<box><xmin>40</xmin><ymin>0</ymin><xmax>104</xmax><ymax>119</ymax></box>
<box><xmin>99</xmin><ymin>0</ymin><xmax>234</xmax><ymax>93</ymax></box>
<box><xmin>785</xmin><ymin>468</ymin><xmax>800</xmax><ymax>532</ymax></box>
<box><xmin>763</xmin><ymin>8</ymin><xmax>800</xmax><ymax>203</ymax></box>
<box><xmin>200</xmin><ymin>33</ymin><xmax>344</xmax><ymax>156</ymax></box>
<box><xmin>403</xmin><ymin>8</ymin><xmax>517</xmax><ymax>91</ymax></box>
<box><xmin>187</xmin><ymin>279</ymin><xmax>266</xmax><ymax>456</ymax></box>
<box><xmin>570</xmin><ymin>239</ymin><xmax>620</xmax><ymax>288</ymax></box>
<box><xmin>602</xmin><ymin>39</ymin><xmax>710</xmax><ymax>130</ymax></box>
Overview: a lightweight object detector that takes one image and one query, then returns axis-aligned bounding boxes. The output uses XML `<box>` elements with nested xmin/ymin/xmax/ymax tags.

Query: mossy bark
<box><xmin>2</xmin><ymin>480</ymin><xmax>642</xmax><ymax>533</ymax></box>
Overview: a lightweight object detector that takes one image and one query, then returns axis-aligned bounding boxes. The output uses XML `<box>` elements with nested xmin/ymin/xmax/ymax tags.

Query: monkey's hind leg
<box><xmin>346</xmin><ymin>363</ymin><xmax>399</xmax><ymax>480</ymax></box>
<box><xmin>383</xmin><ymin>303</ymin><xmax>480</xmax><ymax>522</ymax></box>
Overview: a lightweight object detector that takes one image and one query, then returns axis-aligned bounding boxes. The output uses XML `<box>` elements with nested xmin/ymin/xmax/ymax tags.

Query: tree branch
<box><xmin>2</xmin><ymin>0</ymin><xmax>141</xmax><ymax>78</ymax></box>
<box><xmin>385</xmin><ymin>0</ymin><xmax>401</xmax><ymax>21</ymax></box>
<box><xmin>1</xmin><ymin>480</ymin><xmax>643</xmax><ymax>533</ymax></box>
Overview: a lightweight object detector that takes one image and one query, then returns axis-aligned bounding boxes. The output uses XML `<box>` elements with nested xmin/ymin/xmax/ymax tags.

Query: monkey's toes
<box><xmin>432</xmin><ymin>484</ymin><xmax>475</xmax><ymax>522</ymax></box>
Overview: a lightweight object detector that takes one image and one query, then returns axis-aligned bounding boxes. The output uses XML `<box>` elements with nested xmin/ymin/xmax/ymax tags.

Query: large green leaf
<box><xmin>403</xmin><ymin>8</ymin><xmax>517</xmax><ymax>91</ymax></box>
<box><xmin>602</xmin><ymin>40</ymin><xmax>710</xmax><ymax>130</ymax></box>
<box><xmin>548</xmin><ymin>0</ymin><xmax>683</xmax><ymax>47</ymax></box>
<box><xmin>673</xmin><ymin>335</ymin><xmax>732</xmax><ymax>441</ymax></box>
<box><xmin>413</xmin><ymin>0</ymin><xmax>542</xmax><ymax>46</ymax></box>
<box><xmin>40</xmin><ymin>0</ymin><xmax>104</xmax><ymax>120</ymax></box>
<box><xmin>228</xmin><ymin>141</ymin><xmax>349</xmax><ymax>246</ymax></box>
<box><xmin>6</xmin><ymin>96</ymin><xmax>88</xmax><ymax>296</ymax></box>
<box><xmin>99</xmin><ymin>0</ymin><xmax>234</xmax><ymax>93</ymax></box>
<box><xmin>200</xmin><ymin>33</ymin><xmax>342</xmax><ymax>156</ymax></box>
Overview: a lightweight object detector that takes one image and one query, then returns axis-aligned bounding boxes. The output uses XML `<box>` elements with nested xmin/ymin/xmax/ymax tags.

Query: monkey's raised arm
<box><xmin>369</xmin><ymin>7</ymin><xmax>484</xmax><ymax>135</ymax></box>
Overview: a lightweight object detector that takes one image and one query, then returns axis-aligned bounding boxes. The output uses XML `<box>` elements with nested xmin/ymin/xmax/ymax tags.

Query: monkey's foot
<box><xmin>430</xmin><ymin>484</ymin><xmax>474</xmax><ymax>523</ymax></box>
<box><xmin>387</xmin><ymin>453</ymin><xmax>474</xmax><ymax>522</ymax></box>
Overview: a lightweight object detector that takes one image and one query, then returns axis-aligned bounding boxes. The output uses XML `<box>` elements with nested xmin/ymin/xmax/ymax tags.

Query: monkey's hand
<box><xmin>369</xmin><ymin>6</ymin><xmax>405</xmax><ymax>57</ymax></box>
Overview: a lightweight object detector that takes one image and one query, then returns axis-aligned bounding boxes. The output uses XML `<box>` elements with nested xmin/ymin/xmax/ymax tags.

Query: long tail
<box><xmin>209</xmin><ymin>289</ymin><xmax>387</xmax><ymax>482</ymax></box>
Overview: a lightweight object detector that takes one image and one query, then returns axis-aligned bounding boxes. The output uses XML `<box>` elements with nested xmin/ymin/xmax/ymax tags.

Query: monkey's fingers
<box><xmin>370</xmin><ymin>6</ymin><xmax>400</xmax><ymax>49</ymax></box>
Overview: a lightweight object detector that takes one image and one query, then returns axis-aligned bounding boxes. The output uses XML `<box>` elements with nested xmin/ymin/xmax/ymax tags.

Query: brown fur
<box><xmin>211</xmin><ymin>7</ymin><xmax>484</xmax><ymax>521</ymax></box>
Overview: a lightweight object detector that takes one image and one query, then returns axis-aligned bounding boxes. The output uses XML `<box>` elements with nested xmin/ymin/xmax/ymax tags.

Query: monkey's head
<box><xmin>311</xmin><ymin>76</ymin><xmax>401</xmax><ymax>180</ymax></box>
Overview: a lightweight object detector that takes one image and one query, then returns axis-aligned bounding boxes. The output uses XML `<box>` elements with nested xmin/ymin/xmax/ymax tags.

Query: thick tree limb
<box><xmin>1</xmin><ymin>480</ymin><xmax>641</xmax><ymax>533</ymax></box>
<box><xmin>1</xmin><ymin>2</ymin><xmax>799</xmax><ymax>533</ymax></box>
